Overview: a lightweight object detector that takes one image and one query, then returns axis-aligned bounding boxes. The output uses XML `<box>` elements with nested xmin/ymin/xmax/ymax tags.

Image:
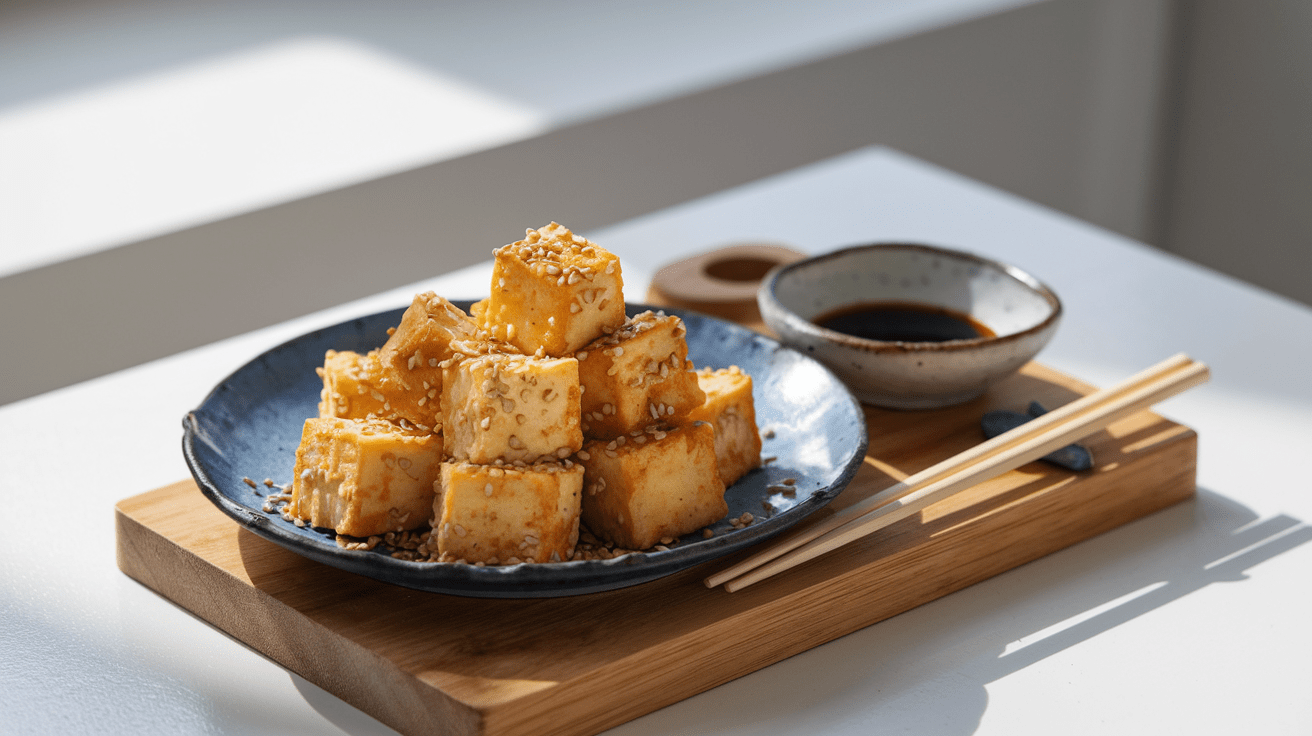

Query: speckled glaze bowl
<box><xmin>758</xmin><ymin>243</ymin><xmax>1062</xmax><ymax>409</ymax></box>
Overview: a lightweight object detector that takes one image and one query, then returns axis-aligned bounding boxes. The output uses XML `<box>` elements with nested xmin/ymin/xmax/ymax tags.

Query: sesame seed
<box><xmin>480</xmin><ymin>417</ymin><xmax>491</xmax><ymax>430</ymax></box>
<box><xmin>577</xmin><ymin>450</ymin><xmax>591</xmax><ymax>460</ymax></box>
<box><xmin>484</xmin><ymin>483</ymin><xmax>494</xmax><ymax>497</ymax></box>
<box><xmin>242</xmin><ymin>477</ymin><xmax>257</xmax><ymax>488</ymax></box>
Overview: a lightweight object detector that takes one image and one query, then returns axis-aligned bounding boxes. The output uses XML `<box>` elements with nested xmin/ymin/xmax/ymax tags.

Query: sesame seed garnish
<box><xmin>242</xmin><ymin>477</ymin><xmax>257</xmax><ymax>488</ymax></box>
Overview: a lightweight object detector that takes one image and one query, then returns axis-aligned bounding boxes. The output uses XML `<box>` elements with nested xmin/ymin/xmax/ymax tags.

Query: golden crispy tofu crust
<box><xmin>577</xmin><ymin>311</ymin><xmax>705</xmax><ymax>439</ymax></box>
<box><xmin>435</xmin><ymin>460</ymin><xmax>583</xmax><ymax>564</ymax></box>
<box><xmin>577</xmin><ymin>421</ymin><xmax>726</xmax><ymax>549</ymax></box>
<box><xmin>441</xmin><ymin>352</ymin><xmax>583</xmax><ymax>464</ymax></box>
<box><xmin>376</xmin><ymin>292</ymin><xmax>478</xmax><ymax>425</ymax></box>
<box><xmin>688</xmin><ymin>365</ymin><xmax>762</xmax><ymax>485</ymax></box>
<box><xmin>318</xmin><ymin>349</ymin><xmax>436</xmax><ymax>429</ymax></box>
<box><xmin>288</xmin><ymin>417</ymin><xmax>442</xmax><ymax>537</ymax></box>
<box><xmin>483</xmin><ymin>223</ymin><xmax>625</xmax><ymax>356</ymax></box>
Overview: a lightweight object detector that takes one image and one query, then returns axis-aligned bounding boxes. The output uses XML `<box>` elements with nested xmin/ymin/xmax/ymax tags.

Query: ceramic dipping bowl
<box><xmin>758</xmin><ymin>243</ymin><xmax>1061</xmax><ymax>409</ymax></box>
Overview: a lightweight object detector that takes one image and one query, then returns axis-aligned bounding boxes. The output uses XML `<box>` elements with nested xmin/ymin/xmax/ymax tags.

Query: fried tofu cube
<box><xmin>482</xmin><ymin>223</ymin><xmax>625</xmax><ymax>356</ymax></box>
<box><xmin>318</xmin><ymin>349</ymin><xmax>389</xmax><ymax>420</ymax></box>
<box><xmin>435</xmin><ymin>460</ymin><xmax>583</xmax><ymax>564</ymax></box>
<box><xmin>441</xmin><ymin>352</ymin><xmax>583</xmax><ymax>463</ymax></box>
<box><xmin>317</xmin><ymin>349</ymin><xmax>436</xmax><ymax>428</ymax></box>
<box><xmin>688</xmin><ymin>366</ymin><xmax>762</xmax><ymax>486</ymax></box>
<box><xmin>577</xmin><ymin>311</ymin><xmax>705</xmax><ymax>439</ymax></box>
<box><xmin>468</xmin><ymin>298</ymin><xmax>489</xmax><ymax>325</ymax></box>
<box><xmin>288</xmin><ymin>417</ymin><xmax>442</xmax><ymax>537</ymax></box>
<box><xmin>377</xmin><ymin>292</ymin><xmax>478</xmax><ymax>424</ymax></box>
<box><xmin>577</xmin><ymin>421</ymin><xmax>726</xmax><ymax>549</ymax></box>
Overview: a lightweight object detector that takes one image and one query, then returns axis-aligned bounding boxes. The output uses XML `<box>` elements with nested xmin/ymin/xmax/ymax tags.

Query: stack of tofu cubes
<box><xmin>288</xmin><ymin>223</ymin><xmax>761</xmax><ymax>564</ymax></box>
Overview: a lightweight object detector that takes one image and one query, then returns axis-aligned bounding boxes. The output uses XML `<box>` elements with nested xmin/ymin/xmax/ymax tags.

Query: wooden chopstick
<box><xmin>707</xmin><ymin>355</ymin><xmax>1209</xmax><ymax>593</ymax></box>
<box><xmin>704</xmin><ymin>353</ymin><xmax>1194</xmax><ymax>589</ymax></box>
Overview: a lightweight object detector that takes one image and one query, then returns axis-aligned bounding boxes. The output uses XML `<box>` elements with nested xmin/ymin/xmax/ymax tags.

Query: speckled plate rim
<box><xmin>183</xmin><ymin>302</ymin><xmax>868</xmax><ymax>598</ymax></box>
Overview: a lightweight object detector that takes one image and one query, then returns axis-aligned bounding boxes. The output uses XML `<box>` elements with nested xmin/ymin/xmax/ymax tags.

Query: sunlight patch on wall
<box><xmin>0</xmin><ymin>37</ymin><xmax>547</xmax><ymax>277</ymax></box>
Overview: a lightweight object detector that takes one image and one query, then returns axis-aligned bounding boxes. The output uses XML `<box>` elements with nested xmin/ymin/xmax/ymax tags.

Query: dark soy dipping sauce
<box><xmin>813</xmin><ymin>302</ymin><xmax>995</xmax><ymax>343</ymax></box>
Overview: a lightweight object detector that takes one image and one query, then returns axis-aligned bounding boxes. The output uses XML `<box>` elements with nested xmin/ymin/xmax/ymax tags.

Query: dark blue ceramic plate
<box><xmin>183</xmin><ymin>302</ymin><xmax>867</xmax><ymax>598</ymax></box>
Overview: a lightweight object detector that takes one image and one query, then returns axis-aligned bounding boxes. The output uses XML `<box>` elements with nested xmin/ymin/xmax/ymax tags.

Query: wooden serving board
<box><xmin>116</xmin><ymin>362</ymin><xmax>1196</xmax><ymax>736</ymax></box>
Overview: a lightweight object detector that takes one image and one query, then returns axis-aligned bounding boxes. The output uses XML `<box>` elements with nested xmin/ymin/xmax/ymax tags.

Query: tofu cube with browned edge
<box><xmin>317</xmin><ymin>349</ymin><xmax>436</xmax><ymax>429</ymax></box>
<box><xmin>435</xmin><ymin>460</ymin><xmax>583</xmax><ymax>564</ymax></box>
<box><xmin>441</xmin><ymin>352</ymin><xmax>583</xmax><ymax>463</ymax></box>
<box><xmin>318</xmin><ymin>349</ymin><xmax>389</xmax><ymax>420</ymax></box>
<box><xmin>688</xmin><ymin>365</ymin><xmax>761</xmax><ymax>485</ymax></box>
<box><xmin>577</xmin><ymin>311</ymin><xmax>705</xmax><ymax>439</ymax></box>
<box><xmin>288</xmin><ymin>417</ymin><xmax>442</xmax><ymax>537</ymax></box>
<box><xmin>577</xmin><ymin>421</ymin><xmax>726</xmax><ymax>549</ymax></box>
<box><xmin>376</xmin><ymin>292</ymin><xmax>478</xmax><ymax>425</ymax></box>
<box><xmin>482</xmin><ymin>223</ymin><xmax>624</xmax><ymax>356</ymax></box>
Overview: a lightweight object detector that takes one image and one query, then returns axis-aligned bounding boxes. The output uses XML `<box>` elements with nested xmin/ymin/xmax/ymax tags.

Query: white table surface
<box><xmin>2</xmin><ymin>146</ymin><xmax>1309</xmax><ymax>735</ymax></box>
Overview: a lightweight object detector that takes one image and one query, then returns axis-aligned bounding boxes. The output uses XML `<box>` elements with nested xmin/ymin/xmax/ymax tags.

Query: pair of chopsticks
<box><xmin>706</xmin><ymin>353</ymin><xmax>1210</xmax><ymax>593</ymax></box>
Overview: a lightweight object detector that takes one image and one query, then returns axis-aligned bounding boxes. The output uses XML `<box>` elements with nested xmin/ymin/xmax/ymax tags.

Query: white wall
<box><xmin>12</xmin><ymin>0</ymin><xmax>1296</xmax><ymax>405</ymax></box>
<box><xmin>1157</xmin><ymin>0</ymin><xmax>1312</xmax><ymax>307</ymax></box>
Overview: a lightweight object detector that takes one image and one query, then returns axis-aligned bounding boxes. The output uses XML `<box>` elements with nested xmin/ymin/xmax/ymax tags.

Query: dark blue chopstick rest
<box><xmin>980</xmin><ymin>401</ymin><xmax>1095</xmax><ymax>472</ymax></box>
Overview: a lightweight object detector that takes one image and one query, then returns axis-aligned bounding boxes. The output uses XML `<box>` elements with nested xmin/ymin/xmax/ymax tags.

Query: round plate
<box><xmin>183</xmin><ymin>302</ymin><xmax>868</xmax><ymax>598</ymax></box>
